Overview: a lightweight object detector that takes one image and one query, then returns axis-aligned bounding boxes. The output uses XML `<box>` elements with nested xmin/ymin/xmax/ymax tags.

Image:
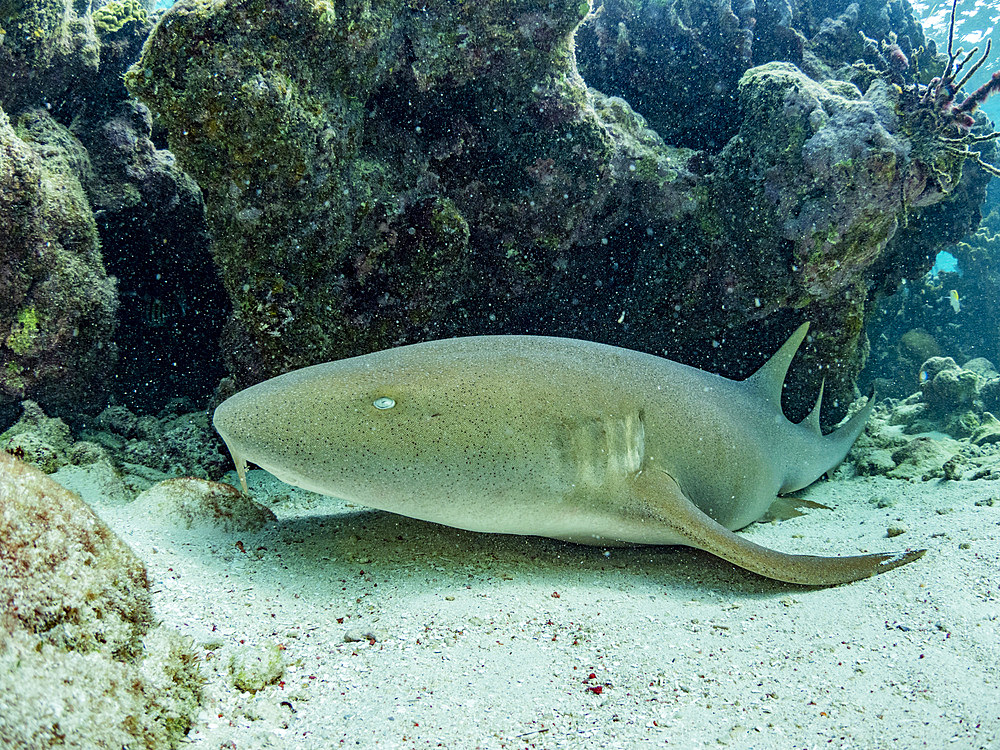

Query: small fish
<box><xmin>949</xmin><ymin>290</ymin><xmax>961</xmax><ymax>314</ymax></box>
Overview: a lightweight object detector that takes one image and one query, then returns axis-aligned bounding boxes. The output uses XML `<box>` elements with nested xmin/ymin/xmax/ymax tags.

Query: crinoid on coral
<box><xmin>905</xmin><ymin>0</ymin><xmax>1000</xmax><ymax>179</ymax></box>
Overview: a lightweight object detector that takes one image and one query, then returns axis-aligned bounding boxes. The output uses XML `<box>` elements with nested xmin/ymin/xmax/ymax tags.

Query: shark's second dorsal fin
<box><xmin>744</xmin><ymin>322</ymin><xmax>810</xmax><ymax>413</ymax></box>
<box><xmin>800</xmin><ymin>378</ymin><xmax>825</xmax><ymax>435</ymax></box>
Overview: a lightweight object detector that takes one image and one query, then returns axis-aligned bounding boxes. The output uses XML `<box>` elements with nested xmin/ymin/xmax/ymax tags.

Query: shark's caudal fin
<box><xmin>778</xmin><ymin>385</ymin><xmax>876</xmax><ymax>495</ymax></box>
<box><xmin>633</xmin><ymin>468</ymin><xmax>925</xmax><ymax>586</ymax></box>
<box><xmin>742</xmin><ymin>323</ymin><xmax>876</xmax><ymax>493</ymax></box>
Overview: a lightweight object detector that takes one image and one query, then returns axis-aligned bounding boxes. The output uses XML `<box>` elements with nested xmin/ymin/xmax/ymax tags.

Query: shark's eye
<box><xmin>373</xmin><ymin>397</ymin><xmax>396</xmax><ymax>410</ymax></box>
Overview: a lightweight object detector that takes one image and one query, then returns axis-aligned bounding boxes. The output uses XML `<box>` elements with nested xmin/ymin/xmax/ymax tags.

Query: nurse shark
<box><xmin>214</xmin><ymin>323</ymin><xmax>924</xmax><ymax>586</ymax></box>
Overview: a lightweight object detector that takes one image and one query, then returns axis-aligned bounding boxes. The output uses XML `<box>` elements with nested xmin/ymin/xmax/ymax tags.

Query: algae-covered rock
<box><xmin>854</xmin><ymin>447</ymin><xmax>898</xmax><ymax>477</ymax></box>
<box><xmin>0</xmin><ymin>452</ymin><xmax>203</xmax><ymax>746</ymax></box>
<box><xmin>887</xmin><ymin>436</ymin><xmax>961</xmax><ymax>481</ymax></box>
<box><xmin>0</xmin><ymin>625</ymin><xmax>202</xmax><ymax>749</ymax></box>
<box><xmin>919</xmin><ymin>357</ymin><xmax>980</xmax><ymax>411</ymax></box>
<box><xmin>0</xmin><ymin>400</ymin><xmax>74</xmax><ymax>472</ymax></box>
<box><xmin>78</xmin><ymin>402</ymin><xmax>233</xmax><ymax>480</ymax></box>
<box><xmin>0</xmin><ymin>0</ymin><xmax>100</xmax><ymax>115</ymax></box>
<box><xmin>123</xmin><ymin>409</ymin><xmax>231</xmax><ymax>479</ymax></box>
<box><xmin>0</xmin><ymin>451</ymin><xmax>151</xmax><ymax>655</ymax></box>
<box><xmin>0</xmin><ymin>107</ymin><xmax>118</xmax><ymax>417</ymax></box>
<box><xmin>962</xmin><ymin>357</ymin><xmax>999</xmax><ymax>380</ymax></box>
<box><xmin>0</xmin><ymin>399</ymin><xmax>234</xmax><ymax>503</ymax></box>
<box><xmin>0</xmin><ymin>0</ymin><xmax>154</xmax><ymax>117</ymax></box>
<box><xmin>53</xmin><ymin>456</ymin><xmax>134</xmax><ymax>506</ymax></box>
<box><xmin>133</xmin><ymin>477</ymin><xmax>276</xmax><ymax>533</ymax></box>
<box><xmin>709</xmin><ymin>63</ymin><xmax>910</xmax><ymax>294</ymax></box>
<box><xmin>850</xmin><ymin>357</ymin><xmax>1000</xmax><ymax>482</ymax></box>
<box><xmin>688</xmin><ymin>62</ymin><xmax>938</xmax><ymax>407</ymax></box>
<box><xmin>864</xmin><ymin>183</ymin><xmax>1000</xmax><ymax>402</ymax></box>
<box><xmin>92</xmin><ymin>0</ymin><xmax>148</xmax><ymax>37</ymax></box>
<box><xmin>970</xmin><ymin>413</ymin><xmax>1000</xmax><ymax>446</ymax></box>
<box><xmin>40</xmin><ymin>398</ymin><xmax>232</xmax><ymax>483</ymax></box>
<box><xmin>872</xmin><ymin>357</ymin><xmax>992</xmax><ymax>440</ymax></box>
<box><xmin>886</xmin><ymin>394</ymin><xmax>927</xmax><ymax>427</ymax></box>
<box><xmin>125</xmin><ymin>0</ymin><xmax>705</xmax><ymax>384</ymax></box>
<box><xmin>941</xmin><ymin>410</ymin><xmax>984</xmax><ymax>441</ymax></box>
<box><xmin>229</xmin><ymin>642</ymin><xmax>286</xmax><ymax>693</ymax></box>
<box><xmin>0</xmin><ymin>400</ymin><xmax>123</xmax><ymax>479</ymax></box>
<box><xmin>575</xmin><ymin>0</ymin><xmax>930</xmax><ymax>154</ymax></box>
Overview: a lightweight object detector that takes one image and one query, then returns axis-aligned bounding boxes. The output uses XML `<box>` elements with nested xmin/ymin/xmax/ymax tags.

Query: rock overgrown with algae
<box><xmin>86</xmin><ymin>402</ymin><xmax>232</xmax><ymax>482</ymax></box>
<box><xmin>92</xmin><ymin>0</ymin><xmax>148</xmax><ymax>37</ymax></box>
<box><xmin>229</xmin><ymin>642</ymin><xmax>286</xmax><ymax>693</ymax></box>
<box><xmin>1</xmin><ymin>0</ymin><xmax>226</xmax><ymax>416</ymax></box>
<box><xmin>125</xmin><ymin>0</ymin><xmax>706</xmax><ymax>381</ymax></box>
<box><xmin>850</xmin><ymin>355</ymin><xmax>1000</xmax><ymax>481</ymax></box>
<box><xmin>0</xmin><ymin>453</ymin><xmax>151</xmax><ymax>655</ymax></box>
<box><xmin>0</xmin><ymin>108</ymin><xmax>118</xmax><ymax>420</ymax></box>
<box><xmin>125</xmin><ymin>0</ymin><xmax>996</xmax><ymax>423</ymax></box>
<box><xmin>132</xmin><ymin>477</ymin><xmax>277</xmax><ymax>534</ymax></box>
<box><xmin>0</xmin><ymin>452</ymin><xmax>203</xmax><ymax>747</ymax></box>
<box><xmin>1</xmin><ymin>400</ymin><xmax>80</xmax><ymax>472</ymax></box>
<box><xmin>1</xmin><ymin>398</ymin><xmax>232</xmax><ymax>487</ymax></box>
<box><xmin>0</xmin><ymin>0</ymin><xmax>100</xmax><ymax>116</ymax></box>
<box><xmin>574</xmin><ymin>0</ymin><xmax>931</xmax><ymax>151</ymax></box>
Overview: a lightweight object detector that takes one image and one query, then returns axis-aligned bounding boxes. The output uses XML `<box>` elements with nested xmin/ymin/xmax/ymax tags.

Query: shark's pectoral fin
<box><xmin>631</xmin><ymin>469</ymin><xmax>926</xmax><ymax>586</ymax></box>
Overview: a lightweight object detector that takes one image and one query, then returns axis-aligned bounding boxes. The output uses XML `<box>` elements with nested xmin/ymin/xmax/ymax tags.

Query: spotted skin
<box><xmin>214</xmin><ymin>325</ymin><xmax>925</xmax><ymax>586</ymax></box>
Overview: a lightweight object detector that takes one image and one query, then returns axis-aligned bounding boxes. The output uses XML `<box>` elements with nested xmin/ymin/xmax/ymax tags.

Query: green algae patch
<box><xmin>2</xmin><ymin>362</ymin><xmax>26</xmax><ymax>393</ymax></box>
<box><xmin>5</xmin><ymin>306</ymin><xmax>40</xmax><ymax>356</ymax></box>
<box><xmin>92</xmin><ymin>0</ymin><xmax>147</xmax><ymax>36</ymax></box>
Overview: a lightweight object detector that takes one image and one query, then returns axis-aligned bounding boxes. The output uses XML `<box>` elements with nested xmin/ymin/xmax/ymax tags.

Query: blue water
<box><xmin>931</xmin><ymin>250</ymin><xmax>961</xmax><ymax>275</ymax></box>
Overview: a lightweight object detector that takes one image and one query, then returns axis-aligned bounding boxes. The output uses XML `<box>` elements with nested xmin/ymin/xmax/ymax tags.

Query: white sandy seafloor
<box><xmin>69</xmin><ymin>466</ymin><xmax>999</xmax><ymax>749</ymax></box>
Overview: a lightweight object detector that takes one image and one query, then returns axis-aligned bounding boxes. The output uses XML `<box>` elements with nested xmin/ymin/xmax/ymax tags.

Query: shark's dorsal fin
<box><xmin>800</xmin><ymin>377</ymin><xmax>825</xmax><ymax>435</ymax></box>
<box><xmin>745</xmin><ymin>322</ymin><xmax>810</xmax><ymax>413</ymax></box>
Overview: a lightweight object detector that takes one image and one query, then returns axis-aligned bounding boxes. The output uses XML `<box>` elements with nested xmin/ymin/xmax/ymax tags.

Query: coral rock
<box><xmin>132</xmin><ymin>477</ymin><xmax>276</xmax><ymax>533</ymax></box>
<box><xmin>0</xmin><ymin>107</ymin><xmax>118</xmax><ymax>418</ymax></box>
<box><xmin>0</xmin><ymin>451</ymin><xmax>203</xmax><ymax>747</ymax></box>
<box><xmin>229</xmin><ymin>642</ymin><xmax>286</xmax><ymax>693</ymax></box>
<box><xmin>919</xmin><ymin>357</ymin><xmax>980</xmax><ymax>410</ymax></box>
<box><xmin>0</xmin><ymin>451</ymin><xmax>150</xmax><ymax>655</ymax></box>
